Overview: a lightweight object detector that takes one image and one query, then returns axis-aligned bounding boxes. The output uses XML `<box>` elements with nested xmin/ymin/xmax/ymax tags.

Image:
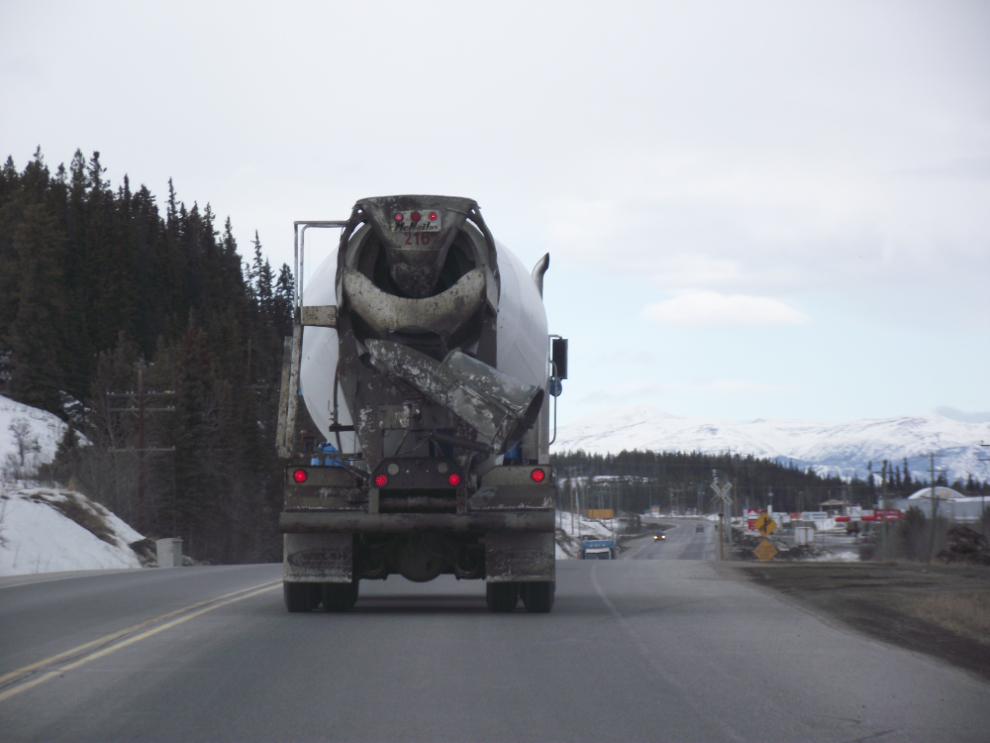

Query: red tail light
<box><xmin>375</xmin><ymin>473</ymin><xmax>389</xmax><ymax>487</ymax></box>
<box><xmin>293</xmin><ymin>469</ymin><xmax>308</xmax><ymax>483</ymax></box>
<box><xmin>447</xmin><ymin>473</ymin><xmax>462</xmax><ymax>487</ymax></box>
<box><xmin>530</xmin><ymin>468</ymin><xmax>546</xmax><ymax>483</ymax></box>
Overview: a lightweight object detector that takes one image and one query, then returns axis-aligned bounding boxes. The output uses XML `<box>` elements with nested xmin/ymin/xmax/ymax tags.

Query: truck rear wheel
<box><xmin>486</xmin><ymin>582</ymin><xmax>520</xmax><ymax>612</ymax></box>
<box><xmin>322</xmin><ymin>580</ymin><xmax>359</xmax><ymax>613</ymax></box>
<box><xmin>284</xmin><ymin>582</ymin><xmax>320</xmax><ymax>613</ymax></box>
<box><xmin>520</xmin><ymin>581</ymin><xmax>555</xmax><ymax>613</ymax></box>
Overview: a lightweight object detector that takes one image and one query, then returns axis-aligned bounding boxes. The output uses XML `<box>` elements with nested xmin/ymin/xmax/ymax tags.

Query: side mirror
<box><xmin>551</xmin><ymin>338</ymin><xmax>568</xmax><ymax>380</ymax></box>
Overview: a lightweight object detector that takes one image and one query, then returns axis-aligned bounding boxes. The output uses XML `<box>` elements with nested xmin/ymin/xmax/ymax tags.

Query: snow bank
<box><xmin>812</xmin><ymin>550</ymin><xmax>860</xmax><ymax>563</ymax></box>
<box><xmin>0</xmin><ymin>487</ymin><xmax>144</xmax><ymax>575</ymax></box>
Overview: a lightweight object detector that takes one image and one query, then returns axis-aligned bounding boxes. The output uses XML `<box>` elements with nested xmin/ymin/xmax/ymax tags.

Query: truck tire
<box><xmin>284</xmin><ymin>582</ymin><xmax>319</xmax><ymax>613</ymax></box>
<box><xmin>520</xmin><ymin>581</ymin><xmax>555</xmax><ymax>613</ymax></box>
<box><xmin>322</xmin><ymin>580</ymin><xmax>359</xmax><ymax>613</ymax></box>
<box><xmin>486</xmin><ymin>582</ymin><xmax>519</xmax><ymax>613</ymax></box>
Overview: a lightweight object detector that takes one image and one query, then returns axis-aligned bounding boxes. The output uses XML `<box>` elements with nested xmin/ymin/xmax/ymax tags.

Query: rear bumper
<box><xmin>279</xmin><ymin>509</ymin><xmax>554</xmax><ymax>534</ymax></box>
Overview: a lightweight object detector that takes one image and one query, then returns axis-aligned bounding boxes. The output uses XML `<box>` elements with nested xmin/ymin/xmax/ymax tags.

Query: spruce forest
<box><xmin>549</xmin><ymin>450</ymin><xmax>956</xmax><ymax>517</ymax></box>
<box><xmin>1</xmin><ymin>149</ymin><xmax>293</xmax><ymax>563</ymax></box>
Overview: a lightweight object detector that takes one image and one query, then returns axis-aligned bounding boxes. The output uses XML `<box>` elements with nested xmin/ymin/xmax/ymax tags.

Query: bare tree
<box><xmin>3</xmin><ymin>417</ymin><xmax>43</xmax><ymax>482</ymax></box>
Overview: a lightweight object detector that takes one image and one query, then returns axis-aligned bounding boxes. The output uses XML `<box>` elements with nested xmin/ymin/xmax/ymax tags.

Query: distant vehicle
<box><xmin>584</xmin><ymin>548</ymin><xmax>613</xmax><ymax>560</ymax></box>
<box><xmin>653</xmin><ymin>531</ymin><xmax>666</xmax><ymax>541</ymax></box>
<box><xmin>695</xmin><ymin>525</ymin><xmax>705</xmax><ymax>533</ymax></box>
<box><xmin>581</xmin><ymin>538</ymin><xmax>617</xmax><ymax>559</ymax></box>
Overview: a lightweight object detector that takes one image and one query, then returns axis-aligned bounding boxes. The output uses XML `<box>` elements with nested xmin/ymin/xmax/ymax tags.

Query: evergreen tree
<box><xmin>0</xmin><ymin>147</ymin><xmax>288</xmax><ymax>563</ymax></box>
<box><xmin>4</xmin><ymin>200</ymin><xmax>68</xmax><ymax>412</ymax></box>
<box><xmin>273</xmin><ymin>263</ymin><xmax>295</xmax><ymax>338</ymax></box>
<box><xmin>250</xmin><ymin>231</ymin><xmax>274</xmax><ymax>315</ymax></box>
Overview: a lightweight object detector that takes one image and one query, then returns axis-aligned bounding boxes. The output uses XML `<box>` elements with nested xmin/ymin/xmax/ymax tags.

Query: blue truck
<box><xmin>580</xmin><ymin>537</ymin><xmax>618</xmax><ymax>560</ymax></box>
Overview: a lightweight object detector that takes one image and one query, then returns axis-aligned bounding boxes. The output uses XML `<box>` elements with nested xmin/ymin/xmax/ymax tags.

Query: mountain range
<box><xmin>551</xmin><ymin>406</ymin><xmax>990</xmax><ymax>484</ymax></box>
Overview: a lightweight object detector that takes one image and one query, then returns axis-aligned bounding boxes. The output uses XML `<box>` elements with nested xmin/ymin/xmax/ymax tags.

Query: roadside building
<box><xmin>889</xmin><ymin>486</ymin><xmax>988</xmax><ymax>523</ymax></box>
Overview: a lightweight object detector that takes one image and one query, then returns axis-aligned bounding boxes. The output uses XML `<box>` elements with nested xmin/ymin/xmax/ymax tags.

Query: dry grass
<box><xmin>30</xmin><ymin>491</ymin><xmax>119</xmax><ymax>546</ymax></box>
<box><xmin>899</xmin><ymin>592</ymin><xmax>990</xmax><ymax>646</ymax></box>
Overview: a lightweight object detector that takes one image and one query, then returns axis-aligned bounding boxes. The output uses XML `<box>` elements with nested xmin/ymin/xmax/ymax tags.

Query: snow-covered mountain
<box><xmin>552</xmin><ymin>406</ymin><xmax>990</xmax><ymax>484</ymax></box>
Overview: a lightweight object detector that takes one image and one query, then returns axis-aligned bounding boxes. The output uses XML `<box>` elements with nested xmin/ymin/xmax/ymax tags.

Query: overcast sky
<box><xmin>3</xmin><ymin>0</ymin><xmax>988</xmax><ymax>425</ymax></box>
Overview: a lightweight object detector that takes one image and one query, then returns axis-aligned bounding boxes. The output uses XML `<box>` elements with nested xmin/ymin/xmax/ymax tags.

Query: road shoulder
<box><xmin>719</xmin><ymin>560</ymin><xmax>990</xmax><ymax>683</ymax></box>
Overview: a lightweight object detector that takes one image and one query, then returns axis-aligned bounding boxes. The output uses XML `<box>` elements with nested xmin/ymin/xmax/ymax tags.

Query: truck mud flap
<box><xmin>283</xmin><ymin>533</ymin><xmax>353</xmax><ymax>583</ymax></box>
<box><xmin>486</xmin><ymin>532</ymin><xmax>555</xmax><ymax>582</ymax></box>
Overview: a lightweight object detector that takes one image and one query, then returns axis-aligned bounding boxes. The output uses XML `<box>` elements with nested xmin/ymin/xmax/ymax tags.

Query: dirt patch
<box><xmin>30</xmin><ymin>491</ymin><xmax>119</xmax><ymax>546</ymax></box>
<box><xmin>727</xmin><ymin>561</ymin><xmax>990</xmax><ymax>682</ymax></box>
<box><xmin>896</xmin><ymin>591</ymin><xmax>990</xmax><ymax>646</ymax></box>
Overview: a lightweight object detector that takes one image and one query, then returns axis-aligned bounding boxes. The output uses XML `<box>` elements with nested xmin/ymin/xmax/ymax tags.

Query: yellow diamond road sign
<box><xmin>754</xmin><ymin>539</ymin><xmax>777</xmax><ymax>562</ymax></box>
<box><xmin>754</xmin><ymin>513</ymin><xmax>777</xmax><ymax>536</ymax></box>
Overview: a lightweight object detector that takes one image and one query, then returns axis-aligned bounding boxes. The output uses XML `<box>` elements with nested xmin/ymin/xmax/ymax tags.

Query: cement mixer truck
<box><xmin>276</xmin><ymin>196</ymin><xmax>567</xmax><ymax>613</ymax></box>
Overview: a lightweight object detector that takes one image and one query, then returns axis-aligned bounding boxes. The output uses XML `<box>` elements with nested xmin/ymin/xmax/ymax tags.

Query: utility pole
<box><xmin>927</xmin><ymin>452</ymin><xmax>944</xmax><ymax>561</ymax></box>
<box><xmin>107</xmin><ymin>362</ymin><xmax>176</xmax><ymax>529</ymax></box>
<box><xmin>978</xmin><ymin>443</ymin><xmax>989</xmax><ymax>538</ymax></box>
<box><xmin>879</xmin><ymin>464</ymin><xmax>888</xmax><ymax>560</ymax></box>
<box><xmin>711</xmin><ymin>470</ymin><xmax>733</xmax><ymax>558</ymax></box>
<box><xmin>138</xmin><ymin>365</ymin><xmax>145</xmax><ymax>520</ymax></box>
<box><xmin>569</xmin><ymin>470</ymin><xmax>575</xmax><ymax>534</ymax></box>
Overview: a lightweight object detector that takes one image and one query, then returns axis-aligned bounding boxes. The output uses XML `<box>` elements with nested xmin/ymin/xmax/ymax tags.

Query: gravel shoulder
<box><xmin>723</xmin><ymin>561</ymin><xmax>990</xmax><ymax>682</ymax></box>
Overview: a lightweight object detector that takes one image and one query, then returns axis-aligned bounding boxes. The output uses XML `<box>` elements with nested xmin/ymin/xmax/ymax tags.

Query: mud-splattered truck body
<box><xmin>276</xmin><ymin>196</ymin><xmax>567</xmax><ymax>613</ymax></box>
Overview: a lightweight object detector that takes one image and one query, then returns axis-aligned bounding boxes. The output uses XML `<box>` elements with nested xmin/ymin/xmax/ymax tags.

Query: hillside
<box><xmin>0</xmin><ymin>487</ymin><xmax>145</xmax><ymax>575</ymax></box>
<box><xmin>0</xmin><ymin>394</ymin><xmax>67</xmax><ymax>479</ymax></box>
<box><xmin>1</xmin><ymin>394</ymin><xmax>147</xmax><ymax>575</ymax></box>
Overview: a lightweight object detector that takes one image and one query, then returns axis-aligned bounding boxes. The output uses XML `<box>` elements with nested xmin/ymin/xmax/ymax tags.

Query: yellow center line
<box><xmin>0</xmin><ymin>580</ymin><xmax>281</xmax><ymax>702</ymax></box>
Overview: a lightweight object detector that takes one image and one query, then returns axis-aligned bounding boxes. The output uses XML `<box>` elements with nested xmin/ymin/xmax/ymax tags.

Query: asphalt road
<box><xmin>624</xmin><ymin>518</ymin><xmax>718</xmax><ymax>561</ymax></box>
<box><xmin>1</xmin><ymin>558</ymin><xmax>986</xmax><ymax>742</ymax></box>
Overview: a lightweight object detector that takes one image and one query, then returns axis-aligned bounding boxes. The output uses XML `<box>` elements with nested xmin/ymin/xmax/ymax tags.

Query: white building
<box><xmin>893</xmin><ymin>486</ymin><xmax>989</xmax><ymax>523</ymax></box>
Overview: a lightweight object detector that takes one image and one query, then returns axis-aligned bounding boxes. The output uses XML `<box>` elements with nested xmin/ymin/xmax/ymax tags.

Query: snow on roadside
<box><xmin>812</xmin><ymin>550</ymin><xmax>860</xmax><ymax>562</ymax></box>
<box><xmin>0</xmin><ymin>487</ymin><xmax>145</xmax><ymax>575</ymax></box>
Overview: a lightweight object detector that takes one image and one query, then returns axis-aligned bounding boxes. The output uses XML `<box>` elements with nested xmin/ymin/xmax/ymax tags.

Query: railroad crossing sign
<box><xmin>710</xmin><ymin>481</ymin><xmax>733</xmax><ymax>504</ymax></box>
<box><xmin>754</xmin><ymin>512</ymin><xmax>777</xmax><ymax>536</ymax></box>
<box><xmin>754</xmin><ymin>539</ymin><xmax>778</xmax><ymax>562</ymax></box>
